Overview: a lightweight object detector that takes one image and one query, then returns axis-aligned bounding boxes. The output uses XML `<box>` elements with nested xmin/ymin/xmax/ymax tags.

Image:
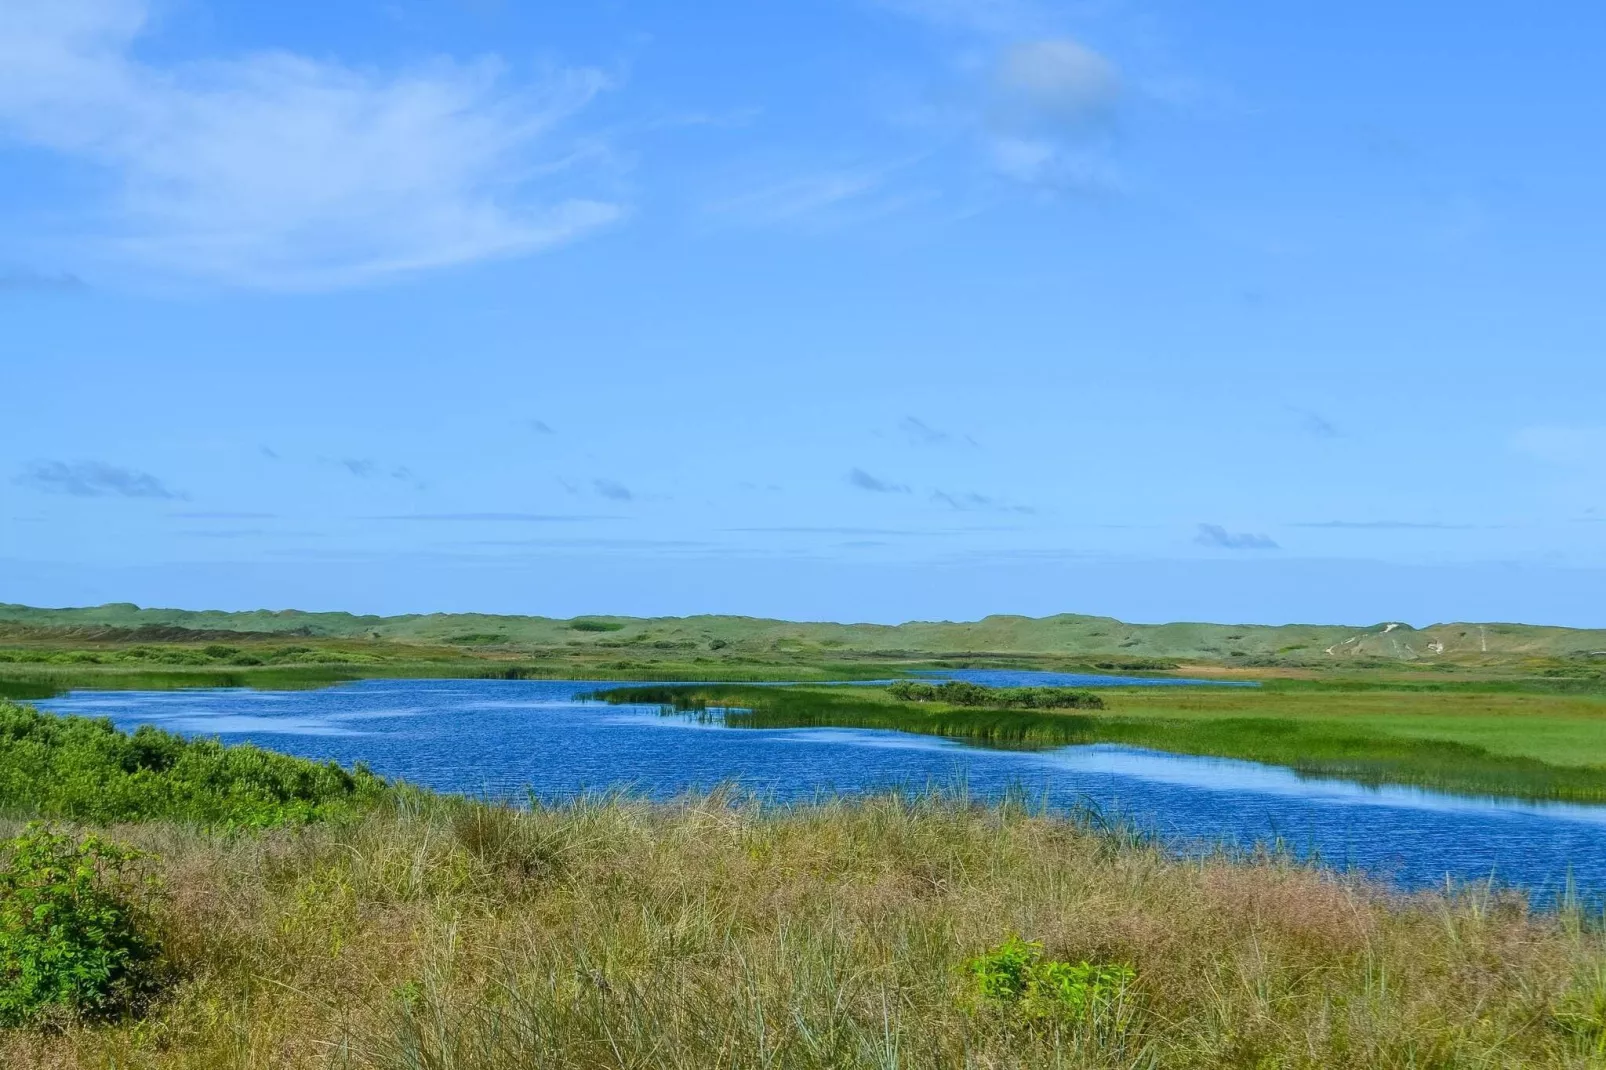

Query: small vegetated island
<box><xmin>1</xmin><ymin>603</ymin><xmax>1606</xmax><ymax>1064</ymax></box>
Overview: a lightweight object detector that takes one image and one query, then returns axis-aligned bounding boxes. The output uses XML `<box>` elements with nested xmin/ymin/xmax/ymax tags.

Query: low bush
<box><xmin>967</xmin><ymin>936</ymin><xmax>1135</xmax><ymax>1020</ymax></box>
<box><xmin>0</xmin><ymin>701</ymin><xmax>388</xmax><ymax>827</ymax></box>
<box><xmin>0</xmin><ymin>825</ymin><xmax>161</xmax><ymax>1027</ymax></box>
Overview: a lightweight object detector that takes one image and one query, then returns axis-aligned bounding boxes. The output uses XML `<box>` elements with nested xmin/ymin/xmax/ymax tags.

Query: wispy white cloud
<box><xmin>705</xmin><ymin>161</ymin><xmax>933</xmax><ymax>229</ymax></box>
<box><xmin>0</xmin><ymin>0</ymin><xmax>622</xmax><ymax>289</ymax></box>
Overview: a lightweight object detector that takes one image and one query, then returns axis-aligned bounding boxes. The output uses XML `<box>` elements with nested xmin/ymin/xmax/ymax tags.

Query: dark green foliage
<box><xmin>967</xmin><ymin>937</ymin><xmax>1135</xmax><ymax>1020</ymax></box>
<box><xmin>0</xmin><ymin>701</ymin><xmax>387</xmax><ymax>826</ymax></box>
<box><xmin>887</xmin><ymin>680</ymin><xmax>1106</xmax><ymax>710</ymax></box>
<box><xmin>0</xmin><ymin>825</ymin><xmax>160</xmax><ymax>1026</ymax></box>
<box><xmin>568</xmin><ymin>620</ymin><xmax>624</xmax><ymax>633</ymax></box>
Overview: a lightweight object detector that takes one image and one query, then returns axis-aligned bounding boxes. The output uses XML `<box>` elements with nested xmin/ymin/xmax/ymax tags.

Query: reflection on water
<box><xmin>36</xmin><ymin>678</ymin><xmax>1606</xmax><ymax>900</ymax></box>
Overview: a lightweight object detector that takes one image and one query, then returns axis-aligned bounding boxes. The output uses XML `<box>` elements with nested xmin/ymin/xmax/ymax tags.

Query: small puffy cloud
<box><xmin>983</xmin><ymin>39</ymin><xmax>1123</xmax><ymax>193</ymax></box>
<box><xmin>1194</xmin><ymin>523</ymin><xmax>1278</xmax><ymax>550</ymax></box>
<box><xmin>593</xmin><ymin>478</ymin><xmax>633</xmax><ymax>502</ymax></box>
<box><xmin>16</xmin><ymin>459</ymin><xmax>182</xmax><ymax>499</ymax></box>
<box><xmin>848</xmin><ymin>468</ymin><xmax>910</xmax><ymax>493</ymax></box>
<box><xmin>995</xmin><ymin>39</ymin><xmax>1121</xmax><ymax>129</ymax></box>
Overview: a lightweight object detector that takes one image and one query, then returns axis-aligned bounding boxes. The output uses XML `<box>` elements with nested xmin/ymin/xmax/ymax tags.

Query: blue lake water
<box><xmin>36</xmin><ymin>677</ymin><xmax>1606</xmax><ymax>901</ymax></box>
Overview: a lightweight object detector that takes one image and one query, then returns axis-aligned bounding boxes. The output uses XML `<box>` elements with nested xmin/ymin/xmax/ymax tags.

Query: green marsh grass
<box><xmin>599</xmin><ymin>684</ymin><xmax>1606</xmax><ymax>803</ymax></box>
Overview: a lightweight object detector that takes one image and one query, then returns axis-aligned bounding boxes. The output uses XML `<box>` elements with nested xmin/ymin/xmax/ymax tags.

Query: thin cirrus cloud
<box><xmin>931</xmin><ymin>489</ymin><xmax>1034</xmax><ymax>514</ymax></box>
<box><xmin>847</xmin><ymin>468</ymin><xmax>911</xmax><ymax>494</ymax></box>
<box><xmin>0</xmin><ymin>0</ymin><xmax>623</xmax><ymax>289</ymax></box>
<box><xmin>1292</xmin><ymin>408</ymin><xmax>1343</xmax><ymax>439</ymax></box>
<box><xmin>1293</xmin><ymin>520</ymin><xmax>1475</xmax><ymax>531</ymax></box>
<box><xmin>0</xmin><ymin>268</ymin><xmax>87</xmax><ymax>292</ymax></box>
<box><xmin>900</xmin><ymin>416</ymin><xmax>978</xmax><ymax>447</ymax></box>
<box><xmin>15</xmin><ymin>459</ymin><xmax>183</xmax><ymax>499</ymax></box>
<box><xmin>1193</xmin><ymin>523</ymin><xmax>1278</xmax><ymax>550</ymax></box>
<box><xmin>361</xmin><ymin>513</ymin><xmax>619</xmax><ymax>522</ymax></box>
<box><xmin>704</xmin><ymin>162</ymin><xmax>929</xmax><ymax>230</ymax></box>
<box><xmin>324</xmin><ymin>458</ymin><xmax>421</xmax><ymax>487</ymax></box>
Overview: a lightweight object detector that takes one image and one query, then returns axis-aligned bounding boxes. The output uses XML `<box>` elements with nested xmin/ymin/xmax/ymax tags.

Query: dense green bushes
<box><xmin>0</xmin><ymin>825</ymin><xmax>160</xmax><ymax>1026</ymax></box>
<box><xmin>887</xmin><ymin>680</ymin><xmax>1107</xmax><ymax>710</ymax></box>
<box><xmin>0</xmin><ymin>701</ymin><xmax>386</xmax><ymax>826</ymax></box>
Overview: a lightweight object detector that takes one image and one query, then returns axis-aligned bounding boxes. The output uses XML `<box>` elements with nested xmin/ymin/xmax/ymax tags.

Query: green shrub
<box><xmin>967</xmin><ymin>935</ymin><xmax>1038</xmax><ymax>1002</ymax></box>
<box><xmin>966</xmin><ymin>937</ymin><xmax>1134</xmax><ymax>1020</ymax></box>
<box><xmin>0</xmin><ymin>825</ymin><xmax>161</xmax><ymax>1026</ymax></box>
<box><xmin>569</xmin><ymin>619</ymin><xmax>625</xmax><ymax>633</ymax></box>
<box><xmin>0</xmin><ymin>701</ymin><xmax>388</xmax><ymax>826</ymax></box>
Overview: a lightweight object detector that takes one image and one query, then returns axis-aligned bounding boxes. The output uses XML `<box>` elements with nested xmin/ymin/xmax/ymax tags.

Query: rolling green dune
<box><xmin>2</xmin><ymin>601</ymin><xmax>1604</xmax><ymax>675</ymax></box>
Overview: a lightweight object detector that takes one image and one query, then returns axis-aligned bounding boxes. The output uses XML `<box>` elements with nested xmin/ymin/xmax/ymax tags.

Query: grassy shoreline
<box><xmin>6</xmin><ymin>788</ymin><xmax>1606</xmax><ymax>1067</ymax></box>
<box><xmin>0</xmin><ymin>701</ymin><xmax>1604</xmax><ymax>1065</ymax></box>
<box><xmin>597</xmin><ymin>683</ymin><xmax>1606</xmax><ymax>804</ymax></box>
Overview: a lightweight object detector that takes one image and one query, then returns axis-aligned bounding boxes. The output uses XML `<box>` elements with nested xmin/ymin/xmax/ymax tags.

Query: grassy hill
<box><xmin>1</xmin><ymin>602</ymin><xmax>1604</xmax><ymax>677</ymax></box>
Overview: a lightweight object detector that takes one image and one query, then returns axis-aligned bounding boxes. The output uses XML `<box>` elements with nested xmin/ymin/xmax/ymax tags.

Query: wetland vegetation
<box><xmin>5</xmin><ymin>603</ymin><xmax>1606</xmax><ymax>1063</ymax></box>
<box><xmin>1</xmin><ymin>700</ymin><xmax>1606</xmax><ymax>1067</ymax></box>
<box><xmin>595</xmin><ymin>680</ymin><xmax>1606</xmax><ymax>803</ymax></box>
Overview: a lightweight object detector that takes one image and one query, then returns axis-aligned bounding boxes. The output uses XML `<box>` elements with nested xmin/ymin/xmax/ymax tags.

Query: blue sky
<box><xmin>3</xmin><ymin>0</ymin><xmax>1604</xmax><ymax>626</ymax></box>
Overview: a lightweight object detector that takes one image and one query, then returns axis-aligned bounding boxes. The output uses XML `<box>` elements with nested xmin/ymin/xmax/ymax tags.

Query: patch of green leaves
<box><xmin>0</xmin><ymin>825</ymin><xmax>162</xmax><ymax>1027</ymax></box>
<box><xmin>966</xmin><ymin>937</ymin><xmax>1135</xmax><ymax>1020</ymax></box>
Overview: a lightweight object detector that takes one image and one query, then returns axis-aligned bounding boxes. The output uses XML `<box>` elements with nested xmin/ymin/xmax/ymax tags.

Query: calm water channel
<box><xmin>37</xmin><ymin>675</ymin><xmax>1606</xmax><ymax>901</ymax></box>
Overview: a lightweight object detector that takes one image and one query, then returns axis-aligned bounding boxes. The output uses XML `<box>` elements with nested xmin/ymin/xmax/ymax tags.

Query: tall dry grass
<box><xmin>4</xmin><ymin>791</ymin><xmax>1604</xmax><ymax>1069</ymax></box>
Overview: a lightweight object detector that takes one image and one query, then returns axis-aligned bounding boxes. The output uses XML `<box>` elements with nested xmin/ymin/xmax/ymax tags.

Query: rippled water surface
<box><xmin>37</xmin><ymin>677</ymin><xmax>1606</xmax><ymax>899</ymax></box>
